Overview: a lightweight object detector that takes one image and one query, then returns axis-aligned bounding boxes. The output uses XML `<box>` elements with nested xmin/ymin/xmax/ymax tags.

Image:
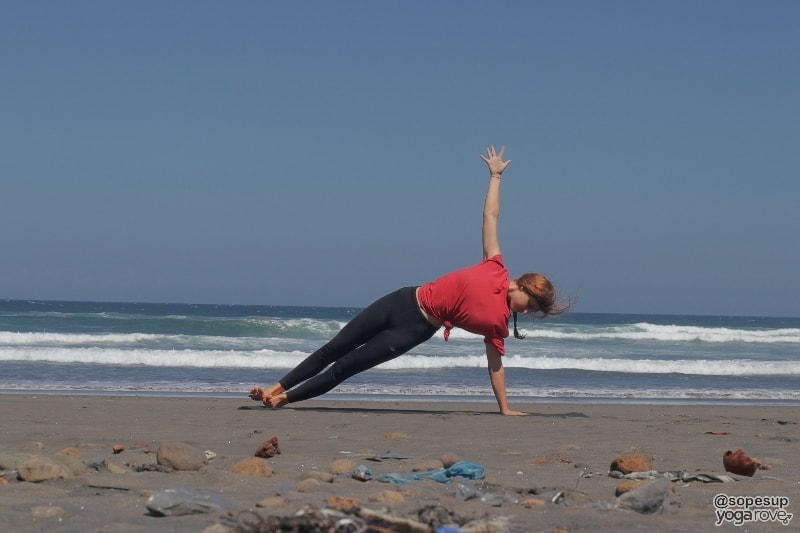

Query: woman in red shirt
<box><xmin>251</xmin><ymin>146</ymin><xmax>566</xmax><ymax>415</ymax></box>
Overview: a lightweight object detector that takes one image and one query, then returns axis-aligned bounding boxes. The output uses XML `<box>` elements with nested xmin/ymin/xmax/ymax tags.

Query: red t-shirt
<box><xmin>417</xmin><ymin>254</ymin><xmax>510</xmax><ymax>354</ymax></box>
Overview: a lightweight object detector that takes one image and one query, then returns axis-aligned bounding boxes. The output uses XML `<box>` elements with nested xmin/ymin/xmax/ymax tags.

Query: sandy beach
<box><xmin>0</xmin><ymin>395</ymin><xmax>797</xmax><ymax>532</ymax></box>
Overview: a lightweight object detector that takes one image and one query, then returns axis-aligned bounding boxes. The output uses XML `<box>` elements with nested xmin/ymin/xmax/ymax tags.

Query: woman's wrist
<box><xmin>490</xmin><ymin>173</ymin><xmax>502</xmax><ymax>179</ymax></box>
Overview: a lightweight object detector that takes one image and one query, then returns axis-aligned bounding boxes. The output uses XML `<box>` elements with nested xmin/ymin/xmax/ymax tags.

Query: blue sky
<box><xmin>2</xmin><ymin>1</ymin><xmax>798</xmax><ymax>317</ymax></box>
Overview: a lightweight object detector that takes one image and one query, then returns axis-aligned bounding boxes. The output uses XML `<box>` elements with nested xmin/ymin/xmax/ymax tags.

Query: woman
<box><xmin>250</xmin><ymin>146</ymin><xmax>565</xmax><ymax>415</ymax></box>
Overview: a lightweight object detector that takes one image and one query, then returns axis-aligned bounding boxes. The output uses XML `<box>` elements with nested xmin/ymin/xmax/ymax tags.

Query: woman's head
<box><xmin>510</xmin><ymin>272</ymin><xmax>569</xmax><ymax>339</ymax></box>
<box><xmin>515</xmin><ymin>273</ymin><xmax>563</xmax><ymax>318</ymax></box>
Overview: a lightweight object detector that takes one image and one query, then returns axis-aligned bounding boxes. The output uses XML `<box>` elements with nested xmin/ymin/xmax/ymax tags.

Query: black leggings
<box><xmin>280</xmin><ymin>286</ymin><xmax>439</xmax><ymax>404</ymax></box>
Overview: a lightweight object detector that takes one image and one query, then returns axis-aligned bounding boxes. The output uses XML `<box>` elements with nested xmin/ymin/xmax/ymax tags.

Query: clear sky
<box><xmin>2</xmin><ymin>1</ymin><xmax>798</xmax><ymax>317</ymax></box>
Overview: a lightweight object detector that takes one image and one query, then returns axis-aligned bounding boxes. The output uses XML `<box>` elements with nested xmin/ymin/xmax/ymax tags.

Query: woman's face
<box><xmin>509</xmin><ymin>285</ymin><xmax>540</xmax><ymax>315</ymax></box>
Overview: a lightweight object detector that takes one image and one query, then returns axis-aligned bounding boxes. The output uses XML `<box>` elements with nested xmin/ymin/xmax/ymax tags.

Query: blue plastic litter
<box><xmin>379</xmin><ymin>461</ymin><xmax>486</xmax><ymax>484</ymax></box>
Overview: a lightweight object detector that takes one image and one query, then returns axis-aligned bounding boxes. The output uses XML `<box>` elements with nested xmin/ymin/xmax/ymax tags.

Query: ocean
<box><xmin>2</xmin><ymin>299</ymin><xmax>799</xmax><ymax>405</ymax></box>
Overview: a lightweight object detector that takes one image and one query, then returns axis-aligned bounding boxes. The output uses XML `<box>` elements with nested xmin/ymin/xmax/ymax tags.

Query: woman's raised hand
<box><xmin>480</xmin><ymin>145</ymin><xmax>511</xmax><ymax>177</ymax></box>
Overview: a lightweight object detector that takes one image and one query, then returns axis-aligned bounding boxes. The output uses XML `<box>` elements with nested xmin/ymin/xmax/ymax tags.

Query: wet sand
<box><xmin>1</xmin><ymin>395</ymin><xmax>798</xmax><ymax>532</ymax></box>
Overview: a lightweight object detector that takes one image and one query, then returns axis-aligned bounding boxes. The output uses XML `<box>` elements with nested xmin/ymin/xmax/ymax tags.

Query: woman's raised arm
<box><xmin>479</xmin><ymin>146</ymin><xmax>511</xmax><ymax>260</ymax></box>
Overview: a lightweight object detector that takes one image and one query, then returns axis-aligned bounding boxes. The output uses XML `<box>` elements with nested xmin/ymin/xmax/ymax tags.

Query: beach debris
<box><xmin>254</xmin><ymin>436</ymin><xmax>280</xmax><ymax>458</ymax></box>
<box><xmin>366</xmin><ymin>450</ymin><xmax>414</xmax><ymax>461</ymax></box>
<box><xmin>146</xmin><ymin>485</ymin><xmax>233</xmax><ymax>516</ymax></box>
<box><xmin>455</xmin><ymin>480</ymin><xmax>518</xmax><ymax>506</ymax></box>
<box><xmin>609</xmin><ymin>453</ymin><xmax>653</xmax><ymax>474</ymax></box>
<box><xmin>130</xmin><ymin>462</ymin><xmax>172</xmax><ymax>473</ymax></box>
<box><xmin>207</xmin><ymin>502</ymin><xmax>506</xmax><ymax>533</ymax></box>
<box><xmin>156</xmin><ymin>440</ymin><xmax>207</xmax><ymax>471</ymax></box>
<box><xmin>17</xmin><ymin>456</ymin><xmax>74</xmax><ymax>482</ymax></box>
<box><xmin>112</xmin><ymin>443</ymin><xmax>125</xmax><ymax>454</ymax></box>
<box><xmin>374</xmin><ymin>461</ymin><xmax>486</xmax><ymax>485</ymax></box>
<box><xmin>204</xmin><ymin>449</ymin><xmax>217</xmax><ymax>461</ymax></box>
<box><xmin>723</xmin><ymin>448</ymin><xmax>760</xmax><ymax>476</ymax></box>
<box><xmin>609</xmin><ymin>469</ymin><xmax>736</xmax><ymax>483</ymax></box>
<box><xmin>352</xmin><ymin>464</ymin><xmax>373</xmax><ymax>481</ymax></box>
<box><xmin>574</xmin><ymin>462</ymin><xmax>593</xmax><ymax>477</ymax></box>
<box><xmin>222</xmin><ymin>506</ymin><xmax>371</xmax><ymax>533</ymax></box>
<box><xmin>616</xmin><ymin>477</ymin><xmax>671</xmax><ymax>514</ymax></box>
<box><xmin>231</xmin><ymin>457</ymin><xmax>273</xmax><ymax>477</ymax></box>
<box><xmin>704</xmin><ymin>430</ymin><xmax>730</xmax><ymax>435</ymax></box>
<box><xmin>0</xmin><ymin>478</ymin><xmax>9</xmax><ymax>486</ymax></box>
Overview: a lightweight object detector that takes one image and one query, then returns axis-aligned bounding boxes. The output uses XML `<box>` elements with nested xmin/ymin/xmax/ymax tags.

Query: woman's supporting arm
<box><xmin>486</xmin><ymin>343</ymin><xmax>528</xmax><ymax>416</ymax></box>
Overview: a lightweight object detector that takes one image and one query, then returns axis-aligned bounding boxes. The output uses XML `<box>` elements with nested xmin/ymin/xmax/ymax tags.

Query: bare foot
<box><xmin>268</xmin><ymin>393</ymin><xmax>288</xmax><ymax>409</ymax></box>
<box><xmin>249</xmin><ymin>387</ymin><xmax>265</xmax><ymax>401</ymax></box>
<box><xmin>249</xmin><ymin>384</ymin><xmax>286</xmax><ymax>406</ymax></box>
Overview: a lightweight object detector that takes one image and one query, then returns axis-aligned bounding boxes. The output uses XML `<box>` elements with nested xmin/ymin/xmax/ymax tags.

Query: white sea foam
<box><xmin>2</xmin><ymin>346</ymin><xmax>799</xmax><ymax>376</ymax></box>
<box><xmin>2</xmin><ymin>321</ymin><xmax>798</xmax><ymax>347</ymax></box>
<box><xmin>519</xmin><ymin>323</ymin><xmax>800</xmax><ymax>344</ymax></box>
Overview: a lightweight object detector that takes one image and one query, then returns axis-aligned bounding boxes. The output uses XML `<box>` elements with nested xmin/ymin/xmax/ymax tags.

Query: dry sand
<box><xmin>1</xmin><ymin>395</ymin><xmax>798</xmax><ymax>532</ymax></box>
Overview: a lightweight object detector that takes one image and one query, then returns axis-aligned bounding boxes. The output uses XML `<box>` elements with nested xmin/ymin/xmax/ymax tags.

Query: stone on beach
<box><xmin>616</xmin><ymin>477</ymin><xmax>672</xmax><ymax>514</ymax></box>
<box><xmin>254</xmin><ymin>436</ymin><xmax>281</xmax><ymax>458</ymax></box>
<box><xmin>369</xmin><ymin>489</ymin><xmax>406</xmax><ymax>505</ymax></box>
<box><xmin>329</xmin><ymin>458</ymin><xmax>357</xmax><ymax>474</ymax></box>
<box><xmin>112</xmin><ymin>443</ymin><xmax>125</xmax><ymax>454</ymax></box>
<box><xmin>156</xmin><ymin>440</ymin><xmax>208</xmax><ymax>471</ymax></box>
<box><xmin>17</xmin><ymin>456</ymin><xmax>75</xmax><ymax>482</ymax></box>
<box><xmin>723</xmin><ymin>448</ymin><xmax>759</xmax><ymax>477</ymax></box>
<box><xmin>0</xmin><ymin>453</ymin><xmax>32</xmax><ymax>470</ymax></box>
<box><xmin>256</xmin><ymin>496</ymin><xmax>287</xmax><ymax>508</ymax></box>
<box><xmin>231</xmin><ymin>457</ymin><xmax>273</xmax><ymax>477</ymax></box>
<box><xmin>615</xmin><ymin>480</ymin><xmax>648</xmax><ymax>496</ymax></box>
<box><xmin>326</xmin><ymin>495</ymin><xmax>362</xmax><ymax>512</ymax></box>
<box><xmin>60</xmin><ymin>447</ymin><xmax>81</xmax><ymax>458</ymax></box>
<box><xmin>610</xmin><ymin>453</ymin><xmax>653</xmax><ymax>474</ymax></box>
<box><xmin>54</xmin><ymin>450</ymin><xmax>88</xmax><ymax>475</ymax></box>
<box><xmin>103</xmin><ymin>456</ymin><xmax>131</xmax><ymax>474</ymax></box>
<box><xmin>440</xmin><ymin>452</ymin><xmax>460</xmax><ymax>468</ymax></box>
<box><xmin>304</xmin><ymin>470</ymin><xmax>335</xmax><ymax>483</ymax></box>
<box><xmin>295</xmin><ymin>478</ymin><xmax>322</xmax><ymax>492</ymax></box>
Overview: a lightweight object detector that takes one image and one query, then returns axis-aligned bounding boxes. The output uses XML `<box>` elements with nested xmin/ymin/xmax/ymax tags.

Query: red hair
<box><xmin>512</xmin><ymin>273</ymin><xmax>570</xmax><ymax>339</ymax></box>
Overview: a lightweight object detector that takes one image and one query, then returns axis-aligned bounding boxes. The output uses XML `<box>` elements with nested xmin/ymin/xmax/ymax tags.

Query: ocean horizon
<box><xmin>2</xmin><ymin>299</ymin><xmax>799</xmax><ymax>405</ymax></box>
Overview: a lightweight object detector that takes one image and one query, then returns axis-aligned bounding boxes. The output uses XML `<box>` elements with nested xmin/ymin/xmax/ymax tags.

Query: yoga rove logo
<box><xmin>713</xmin><ymin>494</ymin><xmax>793</xmax><ymax>527</ymax></box>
